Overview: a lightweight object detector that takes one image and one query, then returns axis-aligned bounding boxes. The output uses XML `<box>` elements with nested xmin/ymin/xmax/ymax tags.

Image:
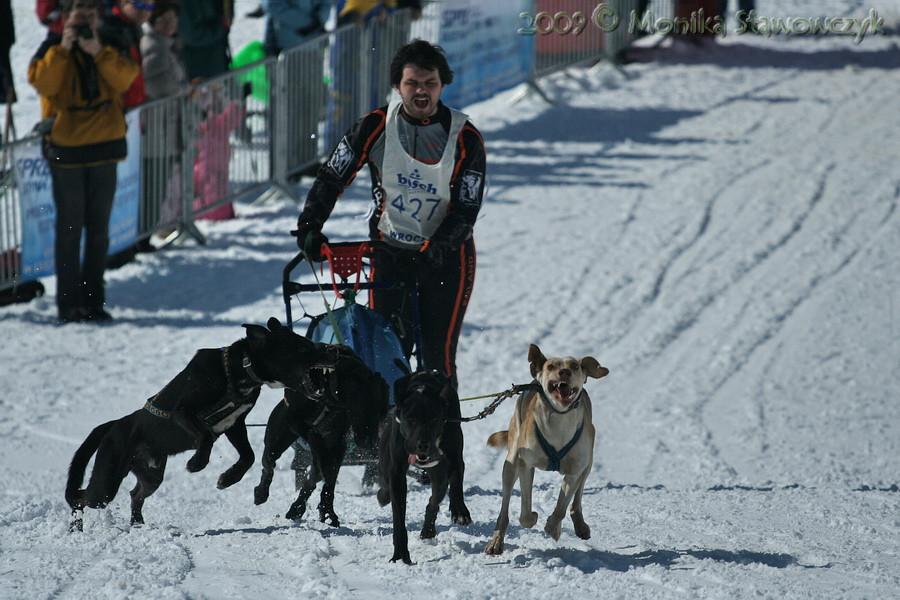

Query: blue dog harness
<box><xmin>516</xmin><ymin>381</ymin><xmax>585</xmax><ymax>472</ymax></box>
<box><xmin>534</xmin><ymin>422</ymin><xmax>584</xmax><ymax>472</ymax></box>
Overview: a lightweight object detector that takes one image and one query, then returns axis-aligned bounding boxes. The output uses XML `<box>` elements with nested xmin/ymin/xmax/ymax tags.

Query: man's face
<box><xmin>394</xmin><ymin>65</ymin><xmax>444</xmax><ymax>120</ymax></box>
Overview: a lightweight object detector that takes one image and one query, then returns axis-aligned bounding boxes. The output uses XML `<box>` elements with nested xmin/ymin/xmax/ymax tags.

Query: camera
<box><xmin>75</xmin><ymin>24</ymin><xmax>93</xmax><ymax>39</ymax></box>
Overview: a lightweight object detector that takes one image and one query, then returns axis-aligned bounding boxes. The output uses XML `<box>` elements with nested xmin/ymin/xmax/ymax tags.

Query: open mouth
<box><xmin>408</xmin><ymin>453</ymin><xmax>439</xmax><ymax>468</ymax></box>
<box><xmin>301</xmin><ymin>364</ymin><xmax>335</xmax><ymax>399</ymax></box>
<box><xmin>548</xmin><ymin>381</ymin><xmax>578</xmax><ymax>405</ymax></box>
<box><xmin>413</xmin><ymin>96</ymin><xmax>430</xmax><ymax>110</ymax></box>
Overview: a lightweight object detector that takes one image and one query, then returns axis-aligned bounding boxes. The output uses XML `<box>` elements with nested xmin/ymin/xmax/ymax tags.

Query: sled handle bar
<box><xmin>282</xmin><ymin>244</ymin><xmax>405</xmax><ymax>332</ymax></box>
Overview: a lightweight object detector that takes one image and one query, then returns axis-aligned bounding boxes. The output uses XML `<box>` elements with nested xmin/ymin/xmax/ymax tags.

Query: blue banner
<box><xmin>438</xmin><ymin>2</ymin><xmax>534</xmax><ymax>108</ymax></box>
<box><xmin>14</xmin><ymin>143</ymin><xmax>54</xmax><ymax>281</ymax></box>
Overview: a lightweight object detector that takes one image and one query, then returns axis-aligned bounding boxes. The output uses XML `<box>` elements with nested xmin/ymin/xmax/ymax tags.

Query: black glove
<box><xmin>420</xmin><ymin>238</ymin><xmax>452</xmax><ymax>269</ymax></box>
<box><xmin>420</xmin><ymin>222</ymin><xmax>471</xmax><ymax>268</ymax></box>
<box><xmin>294</xmin><ymin>223</ymin><xmax>328</xmax><ymax>261</ymax></box>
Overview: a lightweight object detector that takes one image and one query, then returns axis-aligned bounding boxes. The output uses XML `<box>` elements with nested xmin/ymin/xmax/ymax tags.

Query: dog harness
<box><xmin>197</xmin><ymin>347</ymin><xmax>260</xmax><ymax>432</ymax></box>
<box><xmin>534</xmin><ymin>422</ymin><xmax>584</xmax><ymax>472</ymax></box>
<box><xmin>516</xmin><ymin>382</ymin><xmax>585</xmax><ymax>472</ymax></box>
<box><xmin>142</xmin><ymin>348</ymin><xmax>262</xmax><ymax>432</ymax></box>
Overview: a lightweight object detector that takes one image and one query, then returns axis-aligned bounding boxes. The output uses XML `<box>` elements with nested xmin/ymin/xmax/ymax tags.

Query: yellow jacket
<box><xmin>339</xmin><ymin>0</ymin><xmax>396</xmax><ymax>19</ymax></box>
<box><xmin>28</xmin><ymin>42</ymin><xmax>138</xmax><ymax>164</ymax></box>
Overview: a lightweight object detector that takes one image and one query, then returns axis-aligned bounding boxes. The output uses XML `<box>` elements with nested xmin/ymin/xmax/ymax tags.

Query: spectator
<box><xmin>141</xmin><ymin>0</ymin><xmax>186</xmax><ymax>100</ymax></box>
<box><xmin>35</xmin><ymin>1</ymin><xmax>66</xmax><ymax>120</ymax></box>
<box><xmin>179</xmin><ymin>0</ymin><xmax>233</xmax><ymax>80</ymax></box>
<box><xmin>262</xmin><ymin>0</ymin><xmax>330</xmax><ymax>57</ymax></box>
<box><xmin>192</xmin><ymin>85</ymin><xmax>244</xmax><ymax>220</ymax></box>
<box><xmin>100</xmin><ymin>0</ymin><xmax>153</xmax><ymax>109</ymax></box>
<box><xmin>28</xmin><ymin>0</ymin><xmax>139</xmax><ymax>322</ymax></box>
<box><xmin>295</xmin><ymin>40</ymin><xmax>486</xmax><ymax>382</ymax></box>
<box><xmin>36</xmin><ymin>0</ymin><xmax>65</xmax><ymax>34</ymax></box>
<box><xmin>325</xmin><ymin>0</ymin><xmax>393</xmax><ymax>151</ymax></box>
<box><xmin>1</xmin><ymin>0</ymin><xmax>15</xmax><ymax>108</ymax></box>
<box><xmin>263</xmin><ymin>0</ymin><xmax>331</xmax><ymax>175</ymax></box>
<box><xmin>336</xmin><ymin>0</ymin><xmax>390</xmax><ymax>25</ymax></box>
<box><xmin>141</xmin><ymin>0</ymin><xmax>188</xmax><ymax>230</ymax></box>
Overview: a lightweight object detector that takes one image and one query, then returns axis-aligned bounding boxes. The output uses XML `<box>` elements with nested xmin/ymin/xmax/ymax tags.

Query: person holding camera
<box><xmin>28</xmin><ymin>0</ymin><xmax>139</xmax><ymax>323</ymax></box>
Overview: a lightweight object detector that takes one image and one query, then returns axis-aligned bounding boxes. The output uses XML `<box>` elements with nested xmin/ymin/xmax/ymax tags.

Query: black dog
<box><xmin>253</xmin><ymin>345</ymin><xmax>389</xmax><ymax>526</ymax></box>
<box><xmin>65</xmin><ymin>318</ymin><xmax>337</xmax><ymax>531</ymax></box>
<box><xmin>377</xmin><ymin>371</ymin><xmax>472</xmax><ymax>564</ymax></box>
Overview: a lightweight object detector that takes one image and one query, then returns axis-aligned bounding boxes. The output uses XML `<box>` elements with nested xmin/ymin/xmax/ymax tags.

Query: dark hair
<box><xmin>389</xmin><ymin>40</ymin><xmax>454</xmax><ymax>87</ymax></box>
<box><xmin>149</xmin><ymin>0</ymin><xmax>180</xmax><ymax>25</ymax></box>
<box><xmin>61</xmin><ymin>0</ymin><xmax>100</xmax><ymax>14</ymax></box>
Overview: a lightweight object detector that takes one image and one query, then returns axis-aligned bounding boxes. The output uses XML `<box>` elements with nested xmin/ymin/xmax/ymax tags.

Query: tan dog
<box><xmin>484</xmin><ymin>344</ymin><xmax>608</xmax><ymax>555</ymax></box>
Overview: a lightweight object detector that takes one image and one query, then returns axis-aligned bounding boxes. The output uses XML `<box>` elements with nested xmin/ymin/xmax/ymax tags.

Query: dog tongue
<box><xmin>408</xmin><ymin>454</ymin><xmax>418</xmax><ymax>466</ymax></box>
<box><xmin>554</xmin><ymin>382</ymin><xmax>572</xmax><ymax>401</ymax></box>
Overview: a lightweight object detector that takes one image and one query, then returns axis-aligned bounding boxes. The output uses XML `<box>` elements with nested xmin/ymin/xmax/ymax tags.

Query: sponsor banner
<box><xmin>15</xmin><ymin>111</ymin><xmax>141</xmax><ymax>281</ymax></box>
<box><xmin>438</xmin><ymin>1</ymin><xmax>534</xmax><ymax>108</ymax></box>
<box><xmin>14</xmin><ymin>143</ymin><xmax>55</xmax><ymax>280</ymax></box>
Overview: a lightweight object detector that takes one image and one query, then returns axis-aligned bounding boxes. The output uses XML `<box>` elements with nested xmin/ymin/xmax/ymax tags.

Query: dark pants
<box><xmin>50</xmin><ymin>162</ymin><xmax>118</xmax><ymax>312</ymax></box>
<box><xmin>370</xmin><ymin>238</ymin><xmax>476</xmax><ymax>380</ymax></box>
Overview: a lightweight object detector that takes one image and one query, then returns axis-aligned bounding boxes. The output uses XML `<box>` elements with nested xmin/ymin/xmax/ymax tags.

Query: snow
<box><xmin>3</xmin><ymin>1</ymin><xmax>900</xmax><ymax>598</ymax></box>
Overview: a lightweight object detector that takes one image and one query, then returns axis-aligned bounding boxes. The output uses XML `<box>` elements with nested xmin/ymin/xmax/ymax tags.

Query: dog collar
<box><xmin>242</xmin><ymin>354</ymin><xmax>266</xmax><ymax>385</ymax></box>
<box><xmin>143</xmin><ymin>398</ymin><xmax>170</xmax><ymax>419</ymax></box>
<box><xmin>222</xmin><ymin>347</ymin><xmax>261</xmax><ymax>400</ymax></box>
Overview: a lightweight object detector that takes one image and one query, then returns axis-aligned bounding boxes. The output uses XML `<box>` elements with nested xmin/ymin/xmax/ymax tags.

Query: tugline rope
<box><xmin>450</xmin><ymin>383</ymin><xmax>538</xmax><ymax>423</ymax></box>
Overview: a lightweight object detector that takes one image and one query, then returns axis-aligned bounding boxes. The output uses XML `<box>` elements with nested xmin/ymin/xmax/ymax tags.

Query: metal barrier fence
<box><xmin>1</xmin><ymin>3</ymin><xmax>679</xmax><ymax>292</ymax></box>
<box><xmin>272</xmin><ymin>11</ymin><xmax>415</xmax><ymax>192</ymax></box>
<box><xmin>0</xmin><ymin>137</ymin><xmax>23</xmax><ymax>289</ymax></box>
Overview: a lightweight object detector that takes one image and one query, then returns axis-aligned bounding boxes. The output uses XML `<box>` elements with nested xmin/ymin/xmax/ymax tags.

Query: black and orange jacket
<box><xmin>299</xmin><ymin>102</ymin><xmax>487</xmax><ymax>248</ymax></box>
<box><xmin>28</xmin><ymin>35</ymin><xmax>138</xmax><ymax>164</ymax></box>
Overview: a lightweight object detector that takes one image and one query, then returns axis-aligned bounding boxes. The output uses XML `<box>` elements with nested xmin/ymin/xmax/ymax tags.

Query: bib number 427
<box><xmin>391</xmin><ymin>195</ymin><xmax>441</xmax><ymax>222</ymax></box>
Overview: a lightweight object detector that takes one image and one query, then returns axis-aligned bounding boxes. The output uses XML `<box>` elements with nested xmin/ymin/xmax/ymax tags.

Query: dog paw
<box><xmin>544</xmin><ymin>518</ymin><xmax>562</xmax><ymax>541</ymax></box>
<box><xmin>520</xmin><ymin>511</ymin><xmax>538</xmax><ymax>528</ymax></box>
<box><xmin>484</xmin><ymin>536</ymin><xmax>504</xmax><ymax>555</ymax></box>
<box><xmin>285</xmin><ymin>503</ymin><xmax>307</xmax><ymax>522</ymax></box>
<box><xmin>420</xmin><ymin>523</ymin><xmax>437</xmax><ymax>539</ymax></box>
<box><xmin>319</xmin><ymin>510</ymin><xmax>340</xmax><ymax>528</ymax></box>
<box><xmin>390</xmin><ymin>551</ymin><xmax>413</xmax><ymax>565</ymax></box>
<box><xmin>572</xmin><ymin>514</ymin><xmax>591</xmax><ymax>539</ymax></box>
<box><xmin>186</xmin><ymin>455</ymin><xmax>209</xmax><ymax>473</ymax></box>
<box><xmin>253</xmin><ymin>485</ymin><xmax>269</xmax><ymax>505</ymax></box>
<box><xmin>451</xmin><ymin>507</ymin><xmax>472</xmax><ymax>526</ymax></box>
<box><xmin>217</xmin><ymin>471</ymin><xmax>239</xmax><ymax>490</ymax></box>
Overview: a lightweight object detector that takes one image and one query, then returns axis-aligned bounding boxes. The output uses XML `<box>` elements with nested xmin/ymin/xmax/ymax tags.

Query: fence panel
<box><xmin>272</xmin><ymin>36</ymin><xmax>331</xmax><ymax>184</ymax></box>
<box><xmin>1</xmin><ymin>137</ymin><xmax>23</xmax><ymax>291</ymax></box>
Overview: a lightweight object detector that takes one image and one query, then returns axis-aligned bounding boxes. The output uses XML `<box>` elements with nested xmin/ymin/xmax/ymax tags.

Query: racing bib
<box><xmin>377</xmin><ymin>101</ymin><xmax>468</xmax><ymax>248</ymax></box>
